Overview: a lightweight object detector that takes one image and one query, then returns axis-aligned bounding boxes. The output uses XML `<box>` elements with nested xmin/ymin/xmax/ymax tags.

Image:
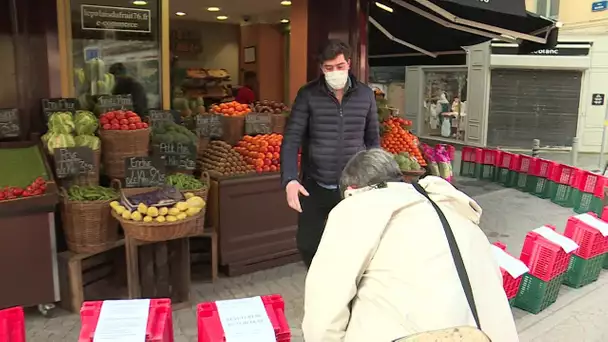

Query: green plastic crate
<box><xmin>571</xmin><ymin>190</ymin><xmax>603</xmax><ymax>215</ymax></box>
<box><xmin>529</xmin><ymin>177</ymin><xmax>551</xmax><ymax>198</ymax></box>
<box><xmin>505</xmin><ymin>170</ymin><xmax>519</xmax><ymax>188</ymax></box>
<box><xmin>496</xmin><ymin>167</ymin><xmax>513</xmax><ymax>186</ymax></box>
<box><xmin>516</xmin><ymin>172</ymin><xmax>530</xmax><ymax>191</ymax></box>
<box><xmin>514</xmin><ymin>273</ymin><xmax>565</xmax><ymax>314</ymax></box>
<box><xmin>547</xmin><ymin>181</ymin><xmax>575</xmax><ymax>207</ymax></box>
<box><xmin>564</xmin><ymin>254</ymin><xmax>605</xmax><ymax>288</ymax></box>
<box><xmin>460</xmin><ymin>161</ymin><xmax>478</xmax><ymax>178</ymax></box>
<box><xmin>604</xmin><ymin>254</ymin><xmax>608</xmax><ymax>270</ymax></box>
<box><xmin>478</xmin><ymin>164</ymin><xmax>495</xmax><ymax>180</ymax></box>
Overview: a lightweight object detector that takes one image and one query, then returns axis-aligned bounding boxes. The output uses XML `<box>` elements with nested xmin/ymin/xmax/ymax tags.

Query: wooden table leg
<box><xmin>211</xmin><ymin>231</ymin><xmax>218</xmax><ymax>282</ymax></box>
<box><xmin>125</xmin><ymin>237</ymin><xmax>141</xmax><ymax>299</ymax></box>
<box><xmin>168</xmin><ymin>238</ymin><xmax>191</xmax><ymax>306</ymax></box>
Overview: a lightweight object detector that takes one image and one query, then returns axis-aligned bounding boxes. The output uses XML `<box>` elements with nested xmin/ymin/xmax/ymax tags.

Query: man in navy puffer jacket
<box><xmin>280</xmin><ymin>39</ymin><xmax>380</xmax><ymax>268</ymax></box>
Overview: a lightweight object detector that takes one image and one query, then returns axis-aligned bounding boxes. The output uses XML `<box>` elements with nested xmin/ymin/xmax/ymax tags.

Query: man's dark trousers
<box><xmin>297</xmin><ymin>177</ymin><xmax>341</xmax><ymax>269</ymax></box>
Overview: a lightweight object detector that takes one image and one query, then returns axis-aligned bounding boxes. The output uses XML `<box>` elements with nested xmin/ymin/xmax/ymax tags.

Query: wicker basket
<box><xmin>271</xmin><ymin>114</ymin><xmax>287</xmax><ymax>134</ymax></box>
<box><xmin>178</xmin><ymin>172</ymin><xmax>210</xmax><ymax>235</ymax></box>
<box><xmin>221</xmin><ymin>115</ymin><xmax>244</xmax><ymax>145</ymax></box>
<box><xmin>99</xmin><ymin>128</ymin><xmax>150</xmax><ymax>179</ymax></box>
<box><xmin>113</xmin><ymin>183</ymin><xmax>202</xmax><ymax>242</ymax></box>
<box><xmin>60</xmin><ymin>189</ymin><xmax>119</xmax><ymax>253</ymax></box>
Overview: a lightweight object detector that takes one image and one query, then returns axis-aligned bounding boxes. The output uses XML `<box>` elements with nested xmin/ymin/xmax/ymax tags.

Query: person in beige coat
<box><xmin>302</xmin><ymin>149</ymin><xmax>519</xmax><ymax>342</ymax></box>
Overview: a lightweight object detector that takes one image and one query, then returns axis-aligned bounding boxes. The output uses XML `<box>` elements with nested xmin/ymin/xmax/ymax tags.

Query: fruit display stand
<box><xmin>0</xmin><ymin>139</ymin><xmax>60</xmax><ymax>310</ymax></box>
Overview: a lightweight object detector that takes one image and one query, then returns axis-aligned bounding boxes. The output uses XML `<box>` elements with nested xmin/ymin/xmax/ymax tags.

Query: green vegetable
<box><xmin>74</xmin><ymin>111</ymin><xmax>98</xmax><ymax>135</ymax></box>
<box><xmin>48</xmin><ymin>112</ymin><xmax>75</xmax><ymax>134</ymax></box>
<box><xmin>67</xmin><ymin>185</ymin><xmax>118</xmax><ymax>201</ymax></box>
<box><xmin>165</xmin><ymin>173</ymin><xmax>206</xmax><ymax>190</ymax></box>
<box><xmin>74</xmin><ymin>135</ymin><xmax>101</xmax><ymax>150</ymax></box>
<box><xmin>47</xmin><ymin>134</ymin><xmax>76</xmax><ymax>154</ymax></box>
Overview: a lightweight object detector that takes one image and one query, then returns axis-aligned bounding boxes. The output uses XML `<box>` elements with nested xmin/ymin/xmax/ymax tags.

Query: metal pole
<box><xmin>532</xmin><ymin>139</ymin><xmax>540</xmax><ymax>157</ymax></box>
<box><xmin>599</xmin><ymin>103</ymin><xmax>608</xmax><ymax>169</ymax></box>
<box><xmin>571</xmin><ymin>137</ymin><xmax>579</xmax><ymax>167</ymax></box>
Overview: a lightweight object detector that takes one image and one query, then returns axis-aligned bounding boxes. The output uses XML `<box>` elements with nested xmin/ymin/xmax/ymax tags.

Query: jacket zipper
<box><xmin>329</xmin><ymin>89</ymin><xmax>353</xmax><ymax>182</ymax></box>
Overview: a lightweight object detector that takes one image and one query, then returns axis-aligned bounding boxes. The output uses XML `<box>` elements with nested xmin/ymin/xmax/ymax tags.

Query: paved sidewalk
<box><xmin>23</xmin><ymin>178</ymin><xmax>608</xmax><ymax>341</ymax></box>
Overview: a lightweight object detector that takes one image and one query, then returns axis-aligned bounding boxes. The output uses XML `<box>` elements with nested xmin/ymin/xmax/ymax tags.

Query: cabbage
<box><xmin>41</xmin><ymin>132</ymin><xmax>60</xmax><ymax>145</ymax></box>
<box><xmin>74</xmin><ymin>135</ymin><xmax>101</xmax><ymax>150</ymax></box>
<box><xmin>48</xmin><ymin>112</ymin><xmax>74</xmax><ymax>134</ymax></box>
<box><xmin>47</xmin><ymin>133</ymin><xmax>75</xmax><ymax>155</ymax></box>
<box><xmin>74</xmin><ymin>111</ymin><xmax>98</xmax><ymax>135</ymax></box>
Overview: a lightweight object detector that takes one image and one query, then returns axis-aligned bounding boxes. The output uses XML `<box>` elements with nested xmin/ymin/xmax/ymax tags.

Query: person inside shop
<box><xmin>109</xmin><ymin>63</ymin><xmax>148</xmax><ymax>117</ymax></box>
<box><xmin>302</xmin><ymin>148</ymin><xmax>518</xmax><ymax>342</ymax></box>
<box><xmin>235</xmin><ymin>71</ymin><xmax>258</xmax><ymax>105</ymax></box>
<box><xmin>280</xmin><ymin>39</ymin><xmax>380</xmax><ymax>269</ymax></box>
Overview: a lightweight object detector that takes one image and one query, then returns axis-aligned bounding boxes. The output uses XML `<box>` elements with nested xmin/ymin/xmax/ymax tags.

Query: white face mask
<box><xmin>325</xmin><ymin>70</ymin><xmax>349</xmax><ymax>90</ymax></box>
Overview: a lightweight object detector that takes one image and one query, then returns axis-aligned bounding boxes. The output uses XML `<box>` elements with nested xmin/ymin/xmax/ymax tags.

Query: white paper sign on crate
<box><xmin>533</xmin><ymin>226</ymin><xmax>579</xmax><ymax>253</ymax></box>
<box><xmin>93</xmin><ymin>299</ymin><xmax>150</xmax><ymax>342</ymax></box>
<box><xmin>216</xmin><ymin>296</ymin><xmax>276</xmax><ymax>342</ymax></box>
<box><xmin>491</xmin><ymin>245</ymin><xmax>530</xmax><ymax>278</ymax></box>
<box><xmin>574</xmin><ymin>213</ymin><xmax>608</xmax><ymax>237</ymax></box>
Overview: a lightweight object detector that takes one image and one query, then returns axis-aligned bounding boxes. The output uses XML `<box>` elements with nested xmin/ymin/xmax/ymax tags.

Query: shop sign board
<box><xmin>592</xmin><ymin>1</ymin><xmax>607</xmax><ymax>12</ymax></box>
<box><xmin>124</xmin><ymin>156</ymin><xmax>166</xmax><ymax>188</ymax></box>
<box><xmin>152</xmin><ymin>142</ymin><xmax>197</xmax><ymax>171</ymax></box>
<box><xmin>148</xmin><ymin>109</ymin><xmax>179</xmax><ymax>128</ymax></box>
<box><xmin>196</xmin><ymin>114</ymin><xmax>223</xmax><ymax>138</ymax></box>
<box><xmin>81</xmin><ymin>5</ymin><xmax>151</xmax><ymax>33</ymax></box>
<box><xmin>245</xmin><ymin>113</ymin><xmax>272</xmax><ymax>135</ymax></box>
<box><xmin>53</xmin><ymin>147</ymin><xmax>95</xmax><ymax>178</ymax></box>
<box><xmin>491</xmin><ymin>42</ymin><xmax>591</xmax><ymax>57</ymax></box>
<box><xmin>0</xmin><ymin>108</ymin><xmax>19</xmax><ymax>139</ymax></box>
<box><xmin>97</xmin><ymin>94</ymin><xmax>134</xmax><ymax>112</ymax></box>
<box><xmin>42</xmin><ymin>98</ymin><xmax>78</xmax><ymax>118</ymax></box>
<box><xmin>592</xmin><ymin>94</ymin><xmax>605</xmax><ymax>106</ymax></box>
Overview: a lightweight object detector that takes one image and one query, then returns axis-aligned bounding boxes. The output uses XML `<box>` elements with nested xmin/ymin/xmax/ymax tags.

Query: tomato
<box><xmin>100</xmin><ymin>117</ymin><xmax>109</xmax><ymax>125</ymax></box>
<box><xmin>103</xmin><ymin>123</ymin><xmax>111</xmax><ymax>130</ymax></box>
<box><xmin>128</xmin><ymin>123</ymin><xmax>137</xmax><ymax>130</ymax></box>
<box><xmin>115</xmin><ymin>111</ymin><xmax>126</xmax><ymax>120</ymax></box>
<box><xmin>142</xmin><ymin>123</ymin><xmax>149</xmax><ymax>129</ymax></box>
<box><xmin>120</xmin><ymin>125</ymin><xmax>129</xmax><ymax>130</ymax></box>
<box><xmin>119</xmin><ymin>119</ymin><xmax>129</xmax><ymax>125</ymax></box>
<box><xmin>128</xmin><ymin>116</ymin><xmax>140</xmax><ymax>123</ymax></box>
<box><xmin>135</xmin><ymin>122</ymin><xmax>144</xmax><ymax>129</ymax></box>
<box><xmin>110</xmin><ymin>119</ymin><xmax>120</xmax><ymax>126</ymax></box>
<box><xmin>126</xmin><ymin>111</ymin><xmax>137</xmax><ymax>118</ymax></box>
<box><xmin>105</xmin><ymin>112</ymin><xmax>116</xmax><ymax>120</ymax></box>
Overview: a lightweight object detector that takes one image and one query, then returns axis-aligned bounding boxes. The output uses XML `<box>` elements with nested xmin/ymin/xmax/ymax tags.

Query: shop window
<box><xmin>69</xmin><ymin>0</ymin><xmax>161</xmax><ymax>114</ymax></box>
<box><xmin>536</xmin><ymin>0</ymin><xmax>560</xmax><ymax>19</ymax></box>
<box><xmin>422</xmin><ymin>69</ymin><xmax>467</xmax><ymax>142</ymax></box>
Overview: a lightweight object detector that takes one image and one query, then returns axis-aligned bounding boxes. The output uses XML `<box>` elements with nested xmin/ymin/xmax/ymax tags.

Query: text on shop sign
<box><xmin>81</xmin><ymin>5</ymin><xmax>151</xmax><ymax>33</ymax></box>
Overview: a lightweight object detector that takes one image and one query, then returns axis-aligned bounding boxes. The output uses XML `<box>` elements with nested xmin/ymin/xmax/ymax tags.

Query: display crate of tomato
<box><xmin>99</xmin><ymin>110</ymin><xmax>149</xmax><ymax>131</ymax></box>
<box><xmin>380</xmin><ymin>116</ymin><xmax>426</xmax><ymax>168</ymax></box>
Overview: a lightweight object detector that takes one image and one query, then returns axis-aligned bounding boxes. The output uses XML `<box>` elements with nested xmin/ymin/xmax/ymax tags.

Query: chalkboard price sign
<box><xmin>245</xmin><ymin>113</ymin><xmax>272</xmax><ymax>135</ymax></box>
<box><xmin>148</xmin><ymin>109</ymin><xmax>178</xmax><ymax>128</ymax></box>
<box><xmin>153</xmin><ymin>142</ymin><xmax>197</xmax><ymax>170</ymax></box>
<box><xmin>196</xmin><ymin>114</ymin><xmax>223</xmax><ymax>138</ymax></box>
<box><xmin>0</xmin><ymin>108</ymin><xmax>20</xmax><ymax>139</ymax></box>
<box><xmin>97</xmin><ymin>95</ymin><xmax>134</xmax><ymax>112</ymax></box>
<box><xmin>124</xmin><ymin>156</ymin><xmax>166</xmax><ymax>188</ymax></box>
<box><xmin>53</xmin><ymin>147</ymin><xmax>95</xmax><ymax>179</ymax></box>
<box><xmin>42</xmin><ymin>98</ymin><xmax>78</xmax><ymax>118</ymax></box>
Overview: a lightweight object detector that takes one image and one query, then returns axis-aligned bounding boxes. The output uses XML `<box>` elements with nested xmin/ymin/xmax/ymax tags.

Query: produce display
<box><xmin>111</xmin><ymin>190</ymin><xmax>206</xmax><ymax>223</ymax></box>
<box><xmin>65</xmin><ymin>185</ymin><xmax>118</xmax><ymax>201</ymax></box>
<box><xmin>393</xmin><ymin>152</ymin><xmax>422</xmax><ymax>172</ymax></box>
<box><xmin>0</xmin><ymin>177</ymin><xmax>47</xmax><ymax>201</ymax></box>
<box><xmin>210</xmin><ymin>101</ymin><xmax>251</xmax><ymax>117</ymax></box>
<box><xmin>234</xmin><ymin>134</ymin><xmax>284</xmax><ymax>173</ymax></box>
<box><xmin>380</xmin><ymin>116</ymin><xmax>426</xmax><ymax>167</ymax></box>
<box><xmin>151</xmin><ymin>121</ymin><xmax>197</xmax><ymax>145</ymax></box>
<box><xmin>41</xmin><ymin>110</ymin><xmax>101</xmax><ymax>154</ymax></box>
<box><xmin>252</xmin><ymin>100</ymin><xmax>289</xmax><ymax>114</ymax></box>
<box><xmin>165</xmin><ymin>173</ymin><xmax>206</xmax><ymax>191</ymax></box>
<box><xmin>99</xmin><ymin>110</ymin><xmax>148</xmax><ymax>131</ymax></box>
<box><xmin>173</xmin><ymin>94</ymin><xmax>206</xmax><ymax>118</ymax></box>
<box><xmin>200</xmin><ymin>140</ymin><xmax>254</xmax><ymax>177</ymax></box>
<box><xmin>0</xmin><ymin>146</ymin><xmax>51</xmax><ymax>188</ymax></box>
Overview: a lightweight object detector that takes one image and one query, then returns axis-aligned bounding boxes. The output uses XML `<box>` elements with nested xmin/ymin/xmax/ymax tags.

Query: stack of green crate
<box><xmin>563</xmin><ymin>253</ymin><xmax>605</xmax><ymax>288</ymax></box>
<box><xmin>529</xmin><ymin>159</ymin><xmax>554</xmax><ymax>199</ymax></box>
<box><xmin>459</xmin><ymin>146</ymin><xmax>479</xmax><ymax>178</ymax></box>
<box><xmin>571</xmin><ymin>173</ymin><xmax>606</xmax><ymax>216</ymax></box>
<box><xmin>604</xmin><ymin>253</ymin><xmax>608</xmax><ymax>270</ymax></box>
<box><xmin>505</xmin><ymin>154</ymin><xmax>521</xmax><ymax>188</ymax></box>
<box><xmin>514</xmin><ymin>272</ymin><xmax>566</xmax><ymax>314</ymax></box>
<box><xmin>547</xmin><ymin>166</ymin><xmax>578</xmax><ymax>208</ymax></box>
<box><xmin>495</xmin><ymin>152</ymin><xmax>516</xmax><ymax>186</ymax></box>
<box><xmin>515</xmin><ymin>156</ymin><xmax>535</xmax><ymax>192</ymax></box>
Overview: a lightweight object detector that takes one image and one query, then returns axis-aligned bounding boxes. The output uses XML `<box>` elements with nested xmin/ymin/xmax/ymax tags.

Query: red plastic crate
<box><xmin>198</xmin><ymin>294</ymin><xmax>290</xmax><ymax>342</ymax></box>
<box><xmin>479</xmin><ymin>148</ymin><xmax>500</xmax><ymax>165</ymax></box>
<box><xmin>493</xmin><ymin>242</ymin><xmax>525</xmax><ymax>300</ymax></box>
<box><xmin>79</xmin><ymin>299</ymin><xmax>174</xmax><ymax>342</ymax></box>
<box><xmin>519</xmin><ymin>225</ymin><xmax>573</xmax><ymax>282</ymax></box>
<box><xmin>461</xmin><ymin>146</ymin><xmax>482</xmax><ymax>163</ymax></box>
<box><xmin>529</xmin><ymin>159</ymin><xmax>557</xmax><ymax>178</ymax></box>
<box><xmin>0</xmin><ymin>306</ymin><xmax>25</xmax><ymax>342</ymax></box>
<box><xmin>564</xmin><ymin>213</ymin><xmax>608</xmax><ymax>259</ymax></box>
<box><xmin>497</xmin><ymin>151</ymin><xmax>514</xmax><ymax>169</ymax></box>
<box><xmin>518</xmin><ymin>155</ymin><xmax>537</xmax><ymax>174</ymax></box>
<box><xmin>568</xmin><ymin>168</ymin><xmax>585</xmax><ymax>188</ymax></box>
<box><xmin>508</xmin><ymin>154</ymin><xmax>522</xmax><ymax>171</ymax></box>
<box><xmin>548</xmin><ymin>164</ymin><xmax>575</xmax><ymax>185</ymax></box>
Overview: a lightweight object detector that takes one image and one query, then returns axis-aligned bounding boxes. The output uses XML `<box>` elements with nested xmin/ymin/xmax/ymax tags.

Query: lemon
<box><xmin>115</xmin><ymin>206</ymin><xmax>126</xmax><ymax>215</ymax></box>
<box><xmin>121</xmin><ymin>210</ymin><xmax>132</xmax><ymax>220</ymax></box>
<box><xmin>166</xmin><ymin>215</ymin><xmax>177</xmax><ymax>222</ymax></box>
<box><xmin>110</xmin><ymin>201</ymin><xmax>120</xmax><ymax>209</ymax></box>
<box><xmin>146</xmin><ymin>207</ymin><xmax>159</xmax><ymax>218</ymax></box>
<box><xmin>143</xmin><ymin>216</ymin><xmax>153</xmax><ymax>223</ymax></box>
<box><xmin>155</xmin><ymin>215</ymin><xmax>166</xmax><ymax>223</ymax></box>
<box><xmin>131</xmin><ymin>211</ymin><xmax>143</xmax><ymax>221</ymax></box>
<box><xmin>176</xmin><ymin>212</ymin><xmax>187</xmax><ymax>220</ymax></box>
<box><xmin>186</xmin><ymin>196</ymin><xmax>205</xmax><ymax>209</ymax></box>
<box><xmin>137</xmin><ymin>203</ymin><xmax>148</xmax><ymax>215</ymax></box>
<box><xmin>158</xmin><ymin>207</ymin><xmax>169</xmax><ymax>216</ymax></box>
<box><xmin>184</xmin><ymin>192</ymin><xmax>195</xmax><ymax>199</ymax></box>
<box><xmin>176</xmin><ymin>201</ymin><xmax>189</xmax><ymax>212</ymax></box>
<box><xmin>168</xmin><ymin>208</ymin><xmax>181</xmax><ymax>216</ymax></box>
<box><xmin>186</xmin><ymin>207</ymin><xmax>202</xmax><ymax>217</ymax></box>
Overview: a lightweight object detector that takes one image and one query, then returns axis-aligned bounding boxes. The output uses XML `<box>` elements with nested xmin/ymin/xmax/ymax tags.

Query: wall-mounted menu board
<box><xmin>0</xmin><ymin>108</ymin><xmax>20</xmax><ymax>139</ymax></box>
<box><xmin>42</xmin><ymin>98</ymin><xmax>78</xmax><ymax>118</ymax></box>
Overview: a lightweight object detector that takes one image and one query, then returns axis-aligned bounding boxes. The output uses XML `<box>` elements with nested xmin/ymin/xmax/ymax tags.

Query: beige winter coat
<box><xmin>303</xmin><ymin>176</ymin><xmax>519</xmax><ymax>342</ymax></box>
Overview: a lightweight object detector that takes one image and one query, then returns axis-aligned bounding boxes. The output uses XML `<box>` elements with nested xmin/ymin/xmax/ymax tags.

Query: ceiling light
<box><xmin>132</xmin><ymin>0</ymin><xmax>147</xmax><ymax>5</ymax></box>
<box><xmin>207</xmin><ymin>7</ymin><xmax>220</xmax><ymax>12</ymax></box>
<box><xmin>280</xmin><ymin>1</ymin><xmax>292</xmax><ymax>5</ymax></box>
<box><xmin>175</xmin><ymin>12</ymin><xmax>186</xmax><ymax>16</ymax></box>
<box><xmin>375</xmin><ymin>2</ymin><xmax>393</xmax><ymax>12</ymax></box>
<box><xmin>217</xmin><ymin>15</ymin><xmax>228</xmax><ymax>20</ymax></box>
<box><xmin>280</xmin><ymin>19</ymin><xmax>289</xmax><ymax>23</ymax></box>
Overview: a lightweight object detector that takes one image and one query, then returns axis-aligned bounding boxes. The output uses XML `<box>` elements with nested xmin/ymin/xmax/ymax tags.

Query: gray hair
<box><xmin>339</xmin><ymin>148</ymin><xmax>403</xmax><ymax>196</ymax></box>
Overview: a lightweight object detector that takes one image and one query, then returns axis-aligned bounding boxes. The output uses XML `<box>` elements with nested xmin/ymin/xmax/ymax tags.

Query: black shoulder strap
<box><xmin>412</xmin><ymin>182</ymin><xmax>481</xmax><ymax>330</ymax></box>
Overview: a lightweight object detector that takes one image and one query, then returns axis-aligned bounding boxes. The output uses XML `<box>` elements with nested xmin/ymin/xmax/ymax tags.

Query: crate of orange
<box><xmin>234</xmin><ymin>134</ymin><xmax>289</xmax><ymax>174</ymax></box>
<box><xmin>209</xmin><ymin>101</ymin><xmax>251</xmax><ymax>145</ymax></box>
<box><xmin>380</xmin><ymin>116</ymin><xmax>426</xmax><ymax>167</ymax></box>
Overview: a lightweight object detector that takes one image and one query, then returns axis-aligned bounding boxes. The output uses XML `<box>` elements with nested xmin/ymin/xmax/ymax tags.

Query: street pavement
<box><xmin>24</xmin><ymin>176</ymin><xmax>608</xmax><ymax>341</ymax></box>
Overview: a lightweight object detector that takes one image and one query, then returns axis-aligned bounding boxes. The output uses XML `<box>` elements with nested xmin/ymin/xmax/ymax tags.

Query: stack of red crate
<box><xmin>79</xmin><ymin>299</ymin><xmax>174</xmax><ymax>342</ymax></box>
<box><xmin>0</xmin><ymin>306</ymin><xmax>25</xmax><ymax>342</ymax></box>
<box><xmin>528</xmin><ymin>159</ymin><xmax>558</xmax><ymax>198</ymax></box>
<box><xmin>492</xmin><ymin>242</ymin><xmax>528</xmax><ymax>306</ymax></box>
<box><xmin>563</xmin><ymin>214</ymin><xmax>608</xmax><ymax>287</ymax></box>
<box><xmin>515</xmin><ymin>155</ymin><xmax>537</xmax><ymax>191</ymax></box>
<box><xmin>547</xmin><ymin>164</ymin><xmax>577</xmax><ymax>207</ymax></box>
<box><xmin>198</xmin><ymin>294</ymin><xmax>291</xmax><ymax>342</ymax></box>
<box><xmin>514</xmin><ymin>225</ymin><xmax>578</xmax><ymax>314</ymax></box>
